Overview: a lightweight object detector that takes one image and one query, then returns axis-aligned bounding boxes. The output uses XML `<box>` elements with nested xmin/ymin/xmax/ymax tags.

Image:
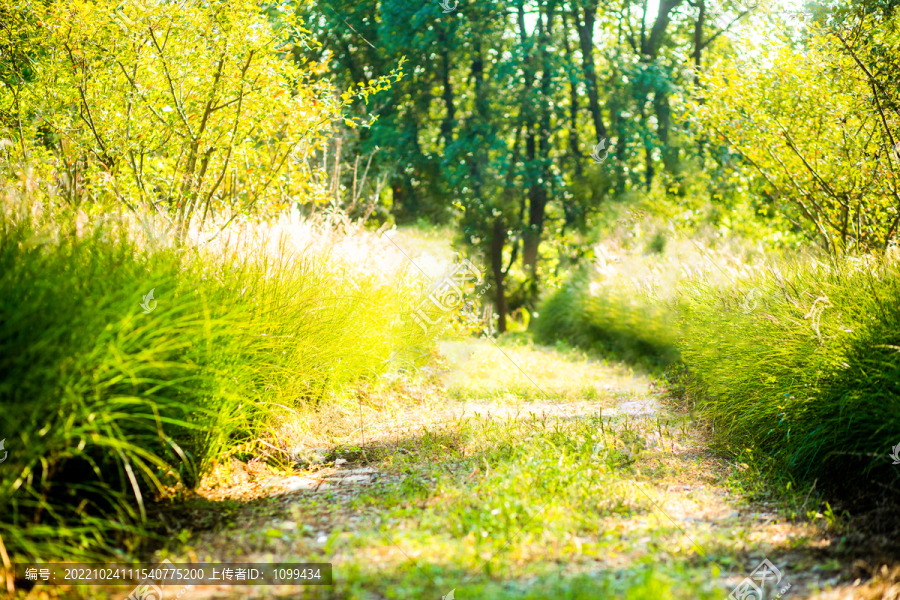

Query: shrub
<box><xmin>0</xmin><ymin>197</ymin><xmax>436</xmax><ymax>562</ymax></box>
<box><xmin>534</xmin><ymin>271</ymin><xmax>680</xmax><ymax>369</ymax></box>
<box><xmin>539</xmin><ymin>229</ymin><xmax>900</xmax><ymax>496</ymax></box>
<box><xmin>0</xmin><ymin>0</ymin><xmax>401</xmax><ymax>239</ymax></box>
<box><xmin>678</xmin><ymin>255</ymin><xmax>900</xmax><ymax>492</ymax></box>
<box><xmin>689</xmin><ymin>17</ymin><xmax>900</xmax><ymax>253</ymax></box>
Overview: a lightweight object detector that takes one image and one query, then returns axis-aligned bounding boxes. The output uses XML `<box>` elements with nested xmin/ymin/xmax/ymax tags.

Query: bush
<box><xmin>689</xmin><ymin>16</ymin><xmax>900</xmax><ymax>253</ymax></box>
<box><xmin>534</xmin><ymin>271</ymin><xmax>680</xmax><ymax>369</ymax></box>
<box><xmin>0</xmin><ymin>202</ymin><xmax>436</xmax><ymax>562</ymax></box>
<box><xmin>0</xmin><ymin>0</ymin><xmax>401</xmax><ymax>239</ymax></box>
<box><xmin>540</xmin><ymin>236</ymin><xmax>900</xmax><ymax>497</ymax></box>
<box><xmin>678</xmin><ymin>255</ymin><xmax>900</xmax><ymax>492</ymax></box>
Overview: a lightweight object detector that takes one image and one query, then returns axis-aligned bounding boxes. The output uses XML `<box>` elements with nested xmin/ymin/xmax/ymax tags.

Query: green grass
<box><xmin>533</xmin><ymin>271</ymin><xmax>680</xmax><ymax>370</ymax></box>
<box><xmin>163</xmin><ymin>410</ymin><xmax>737</xmax><ymax>600</ymax></box>
<box><xmin>677</xmin><ymin>256</ymin><xmax>900</xmax><ymax>494</ymax></box>
<box><xmin>0</xmin><ymin>208</ymin><xmax>439</xmax><ymax>563</ymax></box>
<box><xmin>541</xmin><ymin>247</ymin><xmax>900</xmax><ymax>498</ymax></box>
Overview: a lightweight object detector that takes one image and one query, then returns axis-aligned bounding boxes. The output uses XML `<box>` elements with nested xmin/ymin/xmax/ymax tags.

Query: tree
<box><xmin>691</xmin><ymin>12</ymin><xmax>900</xmax><ymax>253</ymax></box>
<box><xmin>300</xmin><ymin>0</ymin><xmax>761</xmax><ymax>328</ymax></box>
<box><xmin>0</xmin><ymin>0</ymin><xmax>400</xmax><ymax>241</ymax></box>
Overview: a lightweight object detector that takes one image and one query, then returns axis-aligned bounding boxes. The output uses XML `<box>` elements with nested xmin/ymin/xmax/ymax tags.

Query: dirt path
<box><xmin>131</xmin><ymin>339</ymin><xmax>889</xmax><ymax>600</ymax></box>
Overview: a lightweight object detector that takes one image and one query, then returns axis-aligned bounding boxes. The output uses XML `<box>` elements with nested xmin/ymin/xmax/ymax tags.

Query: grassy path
<box><xmin>113</xmin><ymin>336</ymin><xmax>878</xmax><ymax>600</ymax></box>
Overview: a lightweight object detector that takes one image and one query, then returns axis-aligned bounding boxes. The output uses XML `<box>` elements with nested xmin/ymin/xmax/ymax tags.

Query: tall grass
<box><xmin>0</xmin><ymin>192</ymin><xmax>439</xmax><ymax>563</ymax></box>
<box><xmin>539</xmin><ymin>224</ymin><xmax>900</xmax><ymax>496</ymax></box>
<box><xmin>533</xmin><ymin>272</ymin><xmax>679</xmax><ymax>369</ymax></box>
<box><xmin>533</xmin><ymin>233</ymin><xmax>715</xmax><ymax>369</ymax></box>
<box><xmin>678</xmin><ymin>255</ymin><xmax>900</xmax><ymax>492</ymax></box>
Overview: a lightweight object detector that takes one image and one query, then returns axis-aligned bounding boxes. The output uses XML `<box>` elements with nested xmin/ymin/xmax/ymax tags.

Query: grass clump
<box><xmin>0</xmin><ymin>205</ymin><xmax>437</xmax><ymax>563</ymax></box>
<box><xmin>536</xmin><ymin>223</ymin><xmax>900</xmax><ymax>502</ymax></box>
<box><xmin>678</xmin><ymin>255</ymin><xmax>900</xmax><ymax>495</ymax></box>
<box><xmin>533</xmin><ymin>272</ymin><xmax>680</xmax><ymax>370</ymax></box>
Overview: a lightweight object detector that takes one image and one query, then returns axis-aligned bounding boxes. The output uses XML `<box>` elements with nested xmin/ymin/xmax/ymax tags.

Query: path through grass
<box><xmin>73</xmin><ymin>338</ymin><xmax>879</xmax><ymax>599</ymax></box>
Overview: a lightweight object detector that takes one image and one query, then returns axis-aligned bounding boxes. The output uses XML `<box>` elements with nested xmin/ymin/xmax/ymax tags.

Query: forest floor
<box><xmin>77</xmin><ymin>335</ymin><xmax>899</xmax><ymax>600</ymax></box>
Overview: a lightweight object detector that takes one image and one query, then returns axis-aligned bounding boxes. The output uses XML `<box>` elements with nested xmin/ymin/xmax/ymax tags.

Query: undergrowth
<box><xmin>538</xmin><ymin>229</ymin><xmax>900</xmax><ymax>504</ymax></box>
<box><xmin>678</xmin><ymin>255</ymin><xmax>900</xmax><ymax>498</ymax></box>
<box><xmin>0</xmin><ymin>198</ymin><xmax>440</xmax><ymax>563</ymax></box>
<box><xmin>533</xmin><ymin>275</ymin><xmax>679</xmax><ymax>370</ymax></box>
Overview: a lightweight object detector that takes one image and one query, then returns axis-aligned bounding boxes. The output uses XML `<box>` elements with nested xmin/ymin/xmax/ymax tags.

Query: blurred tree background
<box><xmin>3</xmin><ymin>0</ymin><xmax>899</xmax><ymax>331</ymax></box>
<box><xmin>296</xmin><ymin>0</ymin><xmax>844</xmax><ymax>330</ymax></box>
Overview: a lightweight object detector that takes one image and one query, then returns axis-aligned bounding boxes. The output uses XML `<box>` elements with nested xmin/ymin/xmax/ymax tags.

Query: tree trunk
<box><xmin>562</xmin><ymin>11</ymin><xmax>583</xmax><ymax>179</ymax></box>
<box><xmin>522</xmin><ymin>2</ymin><xmax>555</xmax><ymax>280</ymax></box>
<box><xmin>691</xmin><ymin>0</ymin><xmax>706</xmax><ymax>84</ymax></box>
<box><xmin>491</xmin><ymin>218</ymin><xmax>508</xmax><ymax>333</ymax></box>
<box><xmin>644</xmin><ymin>139</ymin><xmax>654</xmax><ymax>190</ymax></box>
<box><xmin>522</xmin><ymin>127</ymin><xmax>540</xmax><ymax>272</ymax></box>
<box><xmin>574</xmin><ymin>0</ymin><xmax>607</xmax><ymax>141</ymax></box>
<box><xmin>654</xmin><ymin>90</ymin><xmax>684</xmax><ymax>193</ymax></box>
<box><xmin>637</xmin><ymin>90</ymin><xmax>655</xmax><ymax>190</ymax></box>
<box><xmin>469</xmin><ymin>39</ymin><xmax>486</xmax><ymax>201</ymax></box>
<box><xmin>438</xmin><ymin>30</ymin><xmax>455</xmax><ymax>147</ymax></box>
<box><xmin>643</xmin><ymin>0</ymin><xmax>683</xmax><ymax>58</ymax></box>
